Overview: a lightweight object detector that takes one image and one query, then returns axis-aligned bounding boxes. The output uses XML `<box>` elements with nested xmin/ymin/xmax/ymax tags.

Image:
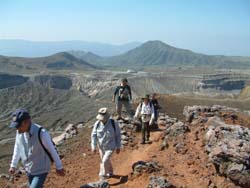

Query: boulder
<box><xmin>159</xmin><ymin>137</ymin><xmax>169</xmax><ymax>151</ymax></box>
<box><xmin>53</xmin><ymin>133</ymin><xmax>66</xmax><ymax>146</ymax></box>
<box><xmin>121</xmin><ymin>135</ymin><xmax>129</xmax><ymax>141</ymax></box>
<box><xmin>0</xmin><ymin>173</ymin><xmax>10</xmax><ymax>180</ymax></box>
<box><xmin>132</xmin><ymin>161</ymin><xmax>162</xmax><ymax>175</ymax></box>
<box><xmin>77</xmin><ymin>123</ymin><xmax>84</xmax><ymax>129</ymax></box>
<box><xmin>205</xmin><ymin>117</ymin><xmax>250</xmax><ymax>187</ymax></box>
<box><xmin>120</xmin><ymin>130</ymin><xmax>127</xmax><ymax>135</ymax></box>
<box><xmin>80</xmin><ymin>181</ymin><xmax>109</xmax><ymax>188</ymax></box>
<box><xmin>147</xmin><ymin>176</ymin><xmax>175</xmax><ymax>188</ymax></box>
<box><xmin>183</xmin><ymin>105</ymin><xmax>239</xmax><ymax>123</ymax></box>
<box><xmin>121</xmin><ymin>140</ymin><xmax>129</xmax><ymax>145</ymax></box>
<box><xmin>65</xmin><ymin>124</ymin><xmax>76</xmax><ymax>132</ymax></box>
<box><xmin>158</xmin><ymin>120</ymin><xmax>166</xmax><ymax>127</ymax></box>
<box><xmin>165</xmin><ymin>121</ymin><xmax>190</xmax><ymax>138</ymax></box>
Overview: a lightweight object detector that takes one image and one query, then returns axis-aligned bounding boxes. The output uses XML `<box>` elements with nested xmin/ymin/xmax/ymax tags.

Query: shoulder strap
<box><xmin>96</xmin><ymin>121</ymin><xmax>100</xmax><ymax>130</ymax></box>
<box><xmin>38</xmin><ymin>127</ymin><xmax>54</xmax><ymax>162</ymax></box>
<box><xmin>114</xmin><ymin>86</ymin><xmax>120</xmax><ymax>95</ymax></box>
<box><xmin>110</xmin><ymin>119</ymin><xmax>118</xmax><ymax>145</ymax></box>
<box><xmin>111</xmin><ymin>119</ymin><xmax>116</xmax><ymax>132</ymax></box>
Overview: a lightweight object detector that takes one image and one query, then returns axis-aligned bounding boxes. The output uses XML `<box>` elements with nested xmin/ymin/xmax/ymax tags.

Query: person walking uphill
<box><xmin>8</xmin><ymin>108</ymin><xmax>65</xmax><ymax>188</ymax></box>
<box><xmin>112</xmin><ymin>78</ymin><xmax>133</xmax><ymax>120</ymax></box>
<box><xmin>134</xmin><ymin>95</ymin><xmax>155</xmax><ymax>144</ymax></box>
<box><xmin>91</xmin><ymin>107</ymin><xmax>121</xmax><ymax>180</ymax></box>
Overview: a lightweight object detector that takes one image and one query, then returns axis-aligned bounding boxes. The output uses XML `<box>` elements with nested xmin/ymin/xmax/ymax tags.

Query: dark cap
<box><xmin>121</xmin><ymin>78</ymin><xmax>128</xmax><ymax>83</ymax></box>
<box><xmin>9</xmin><ymin>108</ymin><xmax>30</xmax><ymax>128</ymax></box>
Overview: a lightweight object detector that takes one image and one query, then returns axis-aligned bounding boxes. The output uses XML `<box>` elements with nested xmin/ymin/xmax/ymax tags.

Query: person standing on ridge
<box><xmin>112</xmin><ymin>78</ymin><xmax>133</xmax><ymax>120</ymax></box>
<box><xmin>9</xmin><ymin>108</ymin><xmax>65</xmax><ymax>188</ymax></box>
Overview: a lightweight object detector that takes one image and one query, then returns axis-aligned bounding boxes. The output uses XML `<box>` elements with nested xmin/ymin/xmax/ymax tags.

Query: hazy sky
<box><xmin>1</xmin><ymin>0</ymin><xmax>250</xmax><ymax>56</ymax></box>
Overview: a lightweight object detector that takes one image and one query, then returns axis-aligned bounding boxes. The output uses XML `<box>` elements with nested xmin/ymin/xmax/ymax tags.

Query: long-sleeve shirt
<box><xmin>11</xmin><ymin>125</ymin><xmax>63</xmax><ymax>171</ymax></box>
<box><xmin>135</xmin><ymin>102</ymin><xmax>155</xmax><ymax>122</ymax></box>
<box><xmin>91</xmin><ymin>119</ymin><xmax>121</xmax><ymax>151</ymax></box>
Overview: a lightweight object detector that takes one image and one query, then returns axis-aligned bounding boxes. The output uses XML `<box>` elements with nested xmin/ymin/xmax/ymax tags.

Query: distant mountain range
<box><xmin>69</xmin><ymin>40</ymin><xmax>250</xmax><ymax>69</ymax></box>
<box><xmin>0</xmin><ymin>39</ymin><xmax>142</xmax><ymax>57</ymax></box>
<box><xmin>0</xmin><ymin>52</ymin><xmax>96</xmax><ymax>73</ymax></box>
<box><xmin>1</xmin><ymin>40</ymin><xmax>250</xmax><ymax>71</ymax></box>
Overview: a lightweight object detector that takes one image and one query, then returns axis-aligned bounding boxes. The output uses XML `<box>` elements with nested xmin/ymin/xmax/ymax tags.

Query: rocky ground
<box><xmin>1</xmin><ymin>104</ymin><xmax>250</xmax><ymax>188</ymax></box>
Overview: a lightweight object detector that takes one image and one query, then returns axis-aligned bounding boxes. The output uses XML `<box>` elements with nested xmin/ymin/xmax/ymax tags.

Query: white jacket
<box><xmin>10</xmin><ymin>123</ymin><xmax>63</xmax><ymax>175</ymax></box>
<box><xmin>91</xmin><ymin>119</ymin><xmax>121</xmax><ymax>151</ymax></box>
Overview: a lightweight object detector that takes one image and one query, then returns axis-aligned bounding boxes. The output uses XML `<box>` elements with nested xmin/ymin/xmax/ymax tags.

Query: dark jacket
<box><xmin>114</xmin><ymin>85</ymin><xmax>132</xmax><ymax>101</ymax></box>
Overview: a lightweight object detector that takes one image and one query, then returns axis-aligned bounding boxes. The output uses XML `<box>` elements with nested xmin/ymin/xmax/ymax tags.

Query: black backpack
<box><xmin>118</xmin><ymin>86</ymin><xmax>131</xmax><ymax>100</ymax></box>
<box><xmin>38</xmin><ymin>127</ymin><xmax>59</xmax><ymax>162</ymax></box>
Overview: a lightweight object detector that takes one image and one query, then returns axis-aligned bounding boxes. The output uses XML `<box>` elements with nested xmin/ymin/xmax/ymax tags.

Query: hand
<box><xmin>116</xmin><ymin>148</ymin><xmax>120</xmax><ymax>154</ymax></box>
<box><xmin>9</xmin><ymin>167</ymin><xmax>16</xmax><ymax>175</ymax></box>
<box><xmin>112</xmin><ymin>98</ymin><xmax>115</xmax><ymax>102</ymax></box>
<box><xmin>56</xmin><ymin>168</ymin><xmax>65</xmax><ymax>176</ymax></box>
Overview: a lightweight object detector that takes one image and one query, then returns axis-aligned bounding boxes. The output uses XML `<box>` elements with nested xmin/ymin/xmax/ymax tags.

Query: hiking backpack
<box><xmin>118</xmin><ymin>86</ymin><xmax>131</xmax><ymax>100</ymax></box>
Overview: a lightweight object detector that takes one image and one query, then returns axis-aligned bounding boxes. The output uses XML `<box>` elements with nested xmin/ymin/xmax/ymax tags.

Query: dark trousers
<box><xmin>154</xmin><ymin>109</ymin><xmax>158</xmax><ymax>121</ymax></box>
<box><xmin>141</xmin><ymin>121</ymin><xmax>150</xmax><ymax>141</ymax></box>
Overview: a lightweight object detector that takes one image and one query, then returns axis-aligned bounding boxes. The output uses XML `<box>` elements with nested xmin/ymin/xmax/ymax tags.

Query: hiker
<box><xmin>134</xmin><ymin>95</ymin><xmax>155</xmax><ymax>144</ymax></box>
<box><xmin>8</xmin><ymin>108</ymin><xmax>65</xmax><ymax>188</ymax></box>
<box><xmin>150</xmin><ymin>93</ymin><xmax>161</xmax><ymax>125</ymax></box>
<box><xmin>91</xmin><ymin>107</ymin><xmax>121</xmax><ymax>180</ymax></box>
<box><xmin>112</xmin><ymin>78</ymin><xmax>133</xmax><ymax>120</ymax></box>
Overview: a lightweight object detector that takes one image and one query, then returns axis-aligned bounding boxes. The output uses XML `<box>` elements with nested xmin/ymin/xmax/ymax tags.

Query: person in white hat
<box><xmin>91</xmin><ymin>107</ymin><xmax>121</xmax><ymax>180</ymax></box>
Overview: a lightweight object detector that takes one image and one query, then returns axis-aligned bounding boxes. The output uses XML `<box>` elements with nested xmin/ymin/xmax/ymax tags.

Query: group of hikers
<box><xmin>8</xmin><ymin>78</ymin><xmax>161</xmax><ymax>187</ymax></box>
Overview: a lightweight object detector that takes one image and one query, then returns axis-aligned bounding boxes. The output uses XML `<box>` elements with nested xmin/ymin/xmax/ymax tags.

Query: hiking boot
<box><xmin>140</xmin><ymin>140</ymin><xmax>146</xmax><ymax>144</ymax></box>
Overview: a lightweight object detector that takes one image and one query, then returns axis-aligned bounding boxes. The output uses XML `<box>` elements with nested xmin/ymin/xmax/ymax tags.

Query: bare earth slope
<box><xmin>1</xmin><ymin>98</ymin><xmax>250</xmax><ymax>188</ymax></box>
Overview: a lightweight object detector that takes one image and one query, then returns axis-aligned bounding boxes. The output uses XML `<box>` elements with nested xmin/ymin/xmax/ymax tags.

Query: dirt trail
<box><xmin>108</xmin><ymin>130</ymin><xmax>163</xmax><ymax>187</ymax></box>
<box><xmin>2</xmin><ymin>112</ymin><xmax>248</xmax><ymax>188</ymax></box>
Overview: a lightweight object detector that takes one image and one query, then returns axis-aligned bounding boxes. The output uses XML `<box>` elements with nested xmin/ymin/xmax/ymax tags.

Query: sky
<box><xmin>0</xmin><ymin>0</ymin><xmax>250</xmax><ymax>56</ymax></box>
